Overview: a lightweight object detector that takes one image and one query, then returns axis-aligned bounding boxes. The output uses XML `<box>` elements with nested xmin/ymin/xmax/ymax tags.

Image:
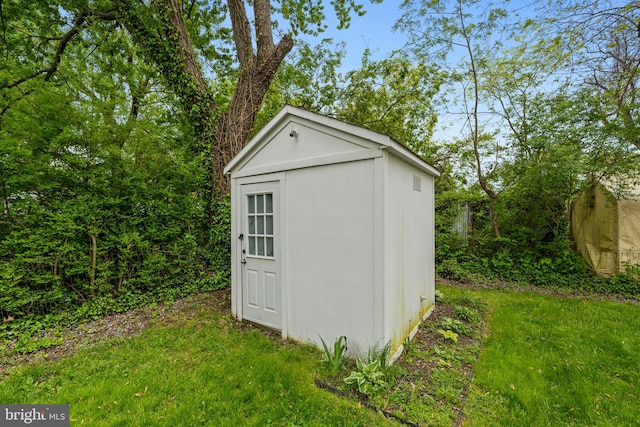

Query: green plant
<box><xmin>439</xmin><ymin>317</ymin><xmax>472</xmax><ymax>336</ymax></box>
<box><xmin>605</xmin><ymin>262</ymin><xmax>640</xmax><ymax>295</ymax></box>
<box><xmin>402</xmin><ymin>335</ymin><xmax>412</xmax><ymax>352</ymax></box>
<box><xmin>453</xmin><ymin>305</ymin><xmax>479</xmax><ymax>324</ymax></box>
<box><xmin>435</xmin><ymin>289</ymin><xmax>447</xmax><ymax>304</ymax></box>
<box><xmin>319</xmin><ymin>335</ymin><xmax>349</xmax><ymax>375</ymax></box>
<box><xmin>344</xmin><ymin>359</ymin><xmax>388</xmax><ymax>396</ymax></box>
<box><xmin>365</xmin><ymin>341</ymin><xmax>392</xmax><ymax>370</ymax></box>
<box><xmin>437</xmin><ymin>329</ymin><xmax>459</xmax><ymax>343</ymax></box>
<box><xmin>14</xmin><ymin>332</ymin><xmax>63</xmax><ymax>355</ymax></box>
<box><xmin>431</xmin><ymin>345</ymin><xmax>463</xmax><ymax>364</ymax></box>
<box><xmin>436</xmin><ymin>258</ymin><xmax>473</xmax><ymax>282</ymax></box>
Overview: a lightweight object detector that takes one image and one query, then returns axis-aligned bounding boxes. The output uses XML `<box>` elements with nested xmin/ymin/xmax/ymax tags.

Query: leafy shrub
<box><xmin>344</xmin><ymin>359</ymin><xmax>388</xmax><ymax>396</ymax></box>
<box><xmin>453</xmin><ymin>305</ymin><xmax>479</xmax><ymax>324</ymax></box>
<box><xmin>205</xmin><ymin>194</ymin><xmax>232</xmax><ymax>276</ymax></box>
<box><xmin>434</xmin><ymin>233</ymin><xmax>640</xmax><ymax>298</ymax></box>
<box><xmin>344</xmin><ymin>341</ymin><xmax>397</xmax><ymax>397</ymax></box>
<box><xmin>603</xmin><ymin>263</ymin><xmax>640</xmax><ymax>296</ymax></box>
<box><xmin>437</xmin><ymin>329</ymin><xmax>459</xmax><ymax>343</ymax></box>
<box><xmin>489</xmin><ymin>248</ymin><xmax>516</xmax><ymax>275</ymax></box>
<box><xmin>365</xmin><ymin>341</ymin><xmax>392</xmax><ymax>371</ymax></box>
<box><xmin>436</xmin><ymin>258</ymin><xmax>473</xmax><ymax>282</ymax></box>
<box><xmin>439</xmin><ymin>317</ymin><xmax>472</xmax><ymax>336</ymax></box>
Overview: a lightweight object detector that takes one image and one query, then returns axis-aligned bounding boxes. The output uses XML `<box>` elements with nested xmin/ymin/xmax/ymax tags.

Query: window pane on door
<box><xmin>249</xmin><ymin>236</ymin><xmax>256</xmax><ymax>255</ymax></box>
<box><xmin>265</xmin><ymin>194</ymin><xmax>273</xmax><ymax>213</ymax></box>
<box><xmin>246</xmin><ymin>192</ymin><xmax>275</xmax><ymax>258</ymax></box>
<box><xmin>257</xmin><ymin>237</ymin><xmax>265</xmax><ymax>256</ymax></box>
<box><xmin>266</xmin><ymin>237</ymin><xmax>274</xmax><ymax>257</ymax></box>
<box><xmin>256</xmin><ymin>195</ymin><xmax>264</xmax><ymax>213</ymax></box>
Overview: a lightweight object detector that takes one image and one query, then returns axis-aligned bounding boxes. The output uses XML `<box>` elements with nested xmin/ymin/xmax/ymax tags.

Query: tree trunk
<box><xmin>212</xmin><ymin>44</ymin><xmax>293</xmax><ymax>193</ymax></box>
<box><xmin>211</xmin><ymin>0</ymin><xmax>293</xmax><ymax>193</ymax></box>
<box><xmin>458</xmin><ymin>2</ymin><xmax>501</xmax><ymax>238</ymax></box>
<box><xmin>89</xmin><ymin>233</ymin><xmax>97</xmax><ymax>295</ymax></box>
<box><xmin>117</xmin><ymin>0</ymin><xmax>293</xmax><ymax>213</ymax></box>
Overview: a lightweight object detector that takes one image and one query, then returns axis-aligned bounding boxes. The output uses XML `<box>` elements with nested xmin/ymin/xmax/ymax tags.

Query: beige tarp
<box><xmin>571</xmin><ymin>183</ymin><xmax>640</xmax><ymax>276</ymax></box>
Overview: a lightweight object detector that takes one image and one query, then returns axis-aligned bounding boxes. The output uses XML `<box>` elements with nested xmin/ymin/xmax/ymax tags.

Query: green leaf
<box><xmin>438</xmin><ymin>329</ymin><xmax>459</xmax><ymax>343</ymax></box>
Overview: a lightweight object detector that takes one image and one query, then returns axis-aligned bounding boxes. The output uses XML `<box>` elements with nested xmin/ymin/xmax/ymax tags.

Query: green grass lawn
<box><xmin>0</xmin><ymin>295</ymin><xmax>390</xmax><ymax>426</ymax></box>
<box><xmin>451</xmin><ymin>286</ymin><xmax>640</xmax><ymax>426</ymax></box>
<box><xmin>1</xmin><ymin>286</ymin><xmax>639</xmax><ymax>426</ymax></box>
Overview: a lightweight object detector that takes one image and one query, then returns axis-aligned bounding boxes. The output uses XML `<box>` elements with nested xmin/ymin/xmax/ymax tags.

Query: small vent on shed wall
<box><xmin>413</xmin><ymin>175</ymin><xmax>422</xmax><ymax>192</ymax></box>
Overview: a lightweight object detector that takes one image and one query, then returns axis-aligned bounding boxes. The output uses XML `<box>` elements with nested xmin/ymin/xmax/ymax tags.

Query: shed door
<box><xmin>240</xmin><ymin>182</ymin><xmax>281</xmax><ymax>330</ymax></box>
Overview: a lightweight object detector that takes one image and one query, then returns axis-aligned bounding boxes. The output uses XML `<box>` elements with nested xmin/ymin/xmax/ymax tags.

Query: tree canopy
<box><xmin>2</xmin><ymin>0</ymin><xmax>640</xmax><ymax>326</ymax></box>
<box><xmin>0</xmin><ymin>0</ymin><xmax>383</xmax><ymax>321</ymax></box>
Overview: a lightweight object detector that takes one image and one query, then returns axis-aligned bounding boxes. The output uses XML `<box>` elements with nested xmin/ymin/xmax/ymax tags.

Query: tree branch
<box><xmin>45</xmin><ymin>8</ymin><xmax>117</xmax><ymax>82</ymax></box>
<box><xmin>44</xmin><ymin>10</ymin><xmax>88</xmax><ymax>81</ymax></box>
<box><xmin>186</xmin><ymin>0</ymin><xmax>197</xmax><ymax>19</ymax></box>
<box><xmin>87</xmin><ymin>9</ymin><xmax>118</xmax><ymax>21</ymax></box>
<box><xmin>2</xmin><ymin>8</ymin><xmax>116</xmax><ymax>89</ymax></box>
<box><xmin>0</xmin><ymin>0</ymin><xmax>8</xmax><ymax>59</ymax></box>
<box><xmin>228</xmin><ymin>0</ymin><xmax>254</xmax><ymax>66</ymax></box>
<box><xmin>254</xmin><ymin>0</ymin><xmax>274</xmax><ymax>57</ymax></box>
<box><xmin>162</xmin><ymin>0</ymin><xmax>207</xmax><ymax>93</ymax></box>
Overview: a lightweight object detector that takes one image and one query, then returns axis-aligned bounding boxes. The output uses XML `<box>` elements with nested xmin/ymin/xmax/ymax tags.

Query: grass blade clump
<box><xmin>320</xmin><ymin>335</ymin><xmax>348</xmax><ymax>376</ymax></box>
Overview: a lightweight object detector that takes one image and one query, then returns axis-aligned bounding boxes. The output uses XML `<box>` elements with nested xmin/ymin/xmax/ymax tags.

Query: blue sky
<box><xmin>305</xmin><ymin>2</ymin><xmax>407</xmax><ymax>71</ymax></box>
<box><xmin>291</xmin><ymin>0</ymin><xmax>544</xmax><ymax>142</ymax></box>
<box><xmin>335</xmin><ymin>2</ymin><xmax>405</xmax><ymax>68</ymax></box>
<box><xmin>302</xmin><ymin>0</ymin><xmax>541</xmax><ymax>72</ymax></box>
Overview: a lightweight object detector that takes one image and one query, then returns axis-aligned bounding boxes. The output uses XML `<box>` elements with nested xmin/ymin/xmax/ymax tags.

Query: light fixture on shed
<box><xmin>289</xmin><ymin>128</ymin><xmax>300</xmax><ymax>138</ymax></box>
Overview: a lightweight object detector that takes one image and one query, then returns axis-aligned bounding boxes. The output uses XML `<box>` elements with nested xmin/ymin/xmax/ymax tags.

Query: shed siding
<box><xmin>284</xmin><ymin>159</ymin><xmax>378</xmax><ymax>356</ymax></box>
<box><xmin>226</xmin><ymin>106</ymin><xmax>439</xmax><ymax>361</ymax></box>
<box><xmin>240</xmin><ymin>119</ymin><xmax>376</xmax><ymax>173</ymax></box>
<box><xmin>384</xmin><ymin>153</ymin><xmax>435</xmax><ymax>353</ymax></box>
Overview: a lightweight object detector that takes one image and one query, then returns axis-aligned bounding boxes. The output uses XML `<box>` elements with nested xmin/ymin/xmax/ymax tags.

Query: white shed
<box><xmin>224</xmin><ymin>106</ymin><xmax>440</xmax><ymax>360</ymax></box>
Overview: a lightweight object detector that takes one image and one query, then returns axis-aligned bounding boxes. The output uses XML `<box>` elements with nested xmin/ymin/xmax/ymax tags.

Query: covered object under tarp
<box><xmin>570</xmin><ymin>182</ymin><xmax>640</xmax><ymax>276</ymax></box>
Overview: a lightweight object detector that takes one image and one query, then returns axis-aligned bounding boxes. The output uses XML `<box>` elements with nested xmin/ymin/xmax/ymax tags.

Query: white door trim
<box><xmin>230</xmin><ymin>173</ymin><xmax>285</xmax><ymax>324</ymax></box>
<box><xmin>232</xmin><ymin>174</ymin><xmax>287</xmax><ymax>333</ymax></box>
<box><xmin>241</xmin><ymin>182</ymin><xmax>280</xmax><ymax>329</ymax></box>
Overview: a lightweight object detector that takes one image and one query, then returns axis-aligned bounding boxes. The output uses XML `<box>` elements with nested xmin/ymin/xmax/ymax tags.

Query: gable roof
<box><xmin>224</xmin><ymin>105</ymin><xmax>440</xmax><ymax>177</ymax></box>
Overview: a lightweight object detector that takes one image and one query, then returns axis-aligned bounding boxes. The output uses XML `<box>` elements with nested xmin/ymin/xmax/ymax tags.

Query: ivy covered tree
<box><xmin>0</xmin><ymin>0</ymin><xmax>385</xmax><ymax>323</ymax></box>
<box><xmin>1</xmin><ymin>0</ymin><xmax>381</xmax><ymax>215</ymax></box>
